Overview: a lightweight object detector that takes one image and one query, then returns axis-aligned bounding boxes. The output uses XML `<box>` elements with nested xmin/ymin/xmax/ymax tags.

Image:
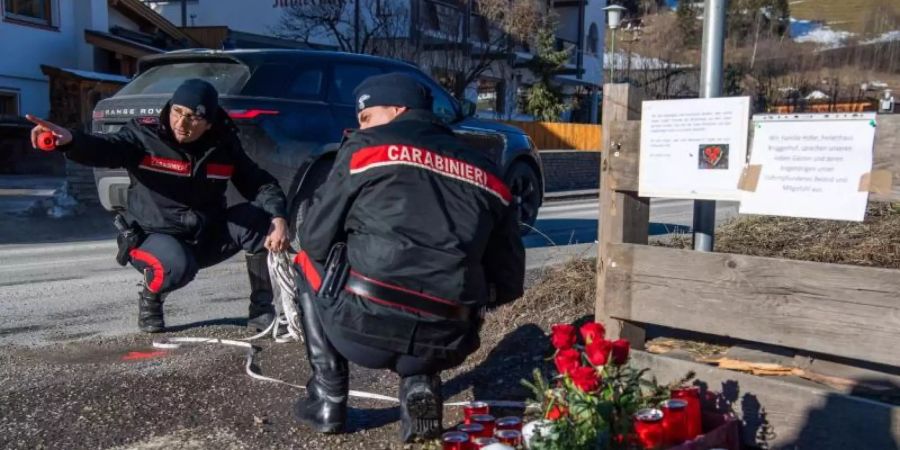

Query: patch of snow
<box><xmin>794</xmin><ymin>26</ymin><xmax>854</xmax><ymax>48</ymax></box>
<box><xmin>25</xmin><ymin>182</ymin><xmax>83</xmax><ymax>218</ymax></box>
<box><xmin>806</xmin><ymin>90</ymin><xmax>829</xmax><ymax>100</ymax></box>
<box><xmin>58</xmin><ymin>68</ymin><xmax>131</xmax><ymax>84</ymax></box>
<box><xmin>863</xmin><ymin>30</ymin><xmax>900</xmax><ymax>45</ymax></box>
<box><xmin>604</xmin><ymin>52</ymin><xmax>691</xmax><ymax>71</ymax></box>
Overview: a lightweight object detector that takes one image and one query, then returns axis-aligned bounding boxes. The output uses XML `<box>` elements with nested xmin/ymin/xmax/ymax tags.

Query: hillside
<box><xmin>790</xmin><ymin>0</ymin><xmax>899</xmax><ymax>36</ymax></box>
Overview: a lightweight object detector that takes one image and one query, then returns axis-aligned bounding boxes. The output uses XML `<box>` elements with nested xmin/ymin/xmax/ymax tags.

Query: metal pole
<box><xmin>354</xmin><ymin>0</ymin><xmax>361</xmax><ymax>53</ymax></box>
<box><xmin>608</xmin><ymin>28</ymin><xmax>615</xmax><ymax>83</ymax></box>
<box><xmin>692</xmin><ymin>0</ymin><xmax>726</xmax><ymax>252</ymax></box>
<box><xmin>576</xmin><ymin>0</ymin><xmax>585</xmax><ymax>80</ymax></box>
<box><xmin>181</xmin><ymin>0</ymin><xmax>187</xmax><ymax>28</ymax></box>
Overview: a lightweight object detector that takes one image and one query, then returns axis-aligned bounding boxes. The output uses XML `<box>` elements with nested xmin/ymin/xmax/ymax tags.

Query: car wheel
<box><xmin>505</xmin><ymin>161</ymin><xmax>541</xmax><ymax>235</ymax></box>
<box><xmin>288</xmin><ymin>157</ymin><xmax>334</xmax><ymax>252</ymax></box>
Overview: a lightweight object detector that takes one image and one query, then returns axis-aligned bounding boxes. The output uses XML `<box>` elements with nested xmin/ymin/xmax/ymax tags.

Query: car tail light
<box><xmin>227</xmin><ymin>109</ymin><xmax>280</xmax><ymax>119</ymax></box>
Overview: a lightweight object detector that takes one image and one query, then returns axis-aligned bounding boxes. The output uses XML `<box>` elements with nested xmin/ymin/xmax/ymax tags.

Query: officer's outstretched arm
<box><xmin>483</xmin><ymin>204</ymin><xmax>526</xmax><ymax>307</ymax></box>
<box><xmin>298</xmin><ymin>146</ymin><xmax>356</xmax><ymax>263</ymax></box>
<box><xmin>27</xmin><ymin>115</ymin><xmax>144</xmax><ymax>169</ymax></box>
<box><xmin>230</xmin><ymin>141</ymin><xmax>288</xmax><ymax>220</ymax></box>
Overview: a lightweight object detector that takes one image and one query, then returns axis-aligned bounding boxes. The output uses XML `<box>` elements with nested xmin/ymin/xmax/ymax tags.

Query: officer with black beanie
<box><xmin>292</xmin><ymin>73</ymin><xmax>525</xmax><ymax>442</ymax></box>
<box><xmin>27</xmin><ymin>79</ymin><xmax>289</xmax><ymax>334</ymax></box>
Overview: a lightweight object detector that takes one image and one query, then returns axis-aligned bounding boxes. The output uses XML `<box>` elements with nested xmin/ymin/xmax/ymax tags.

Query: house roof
<box><xmin>85</xmin><ymin>29</ymin><xmax>165</xmax><ymax>59</ymax></box>
<box><xmin>40</xmin><ymin>65</ymin><xmax>131</xmax><ymax>84</ymax></box>
<box><xmin>108</xmin><ymin>0</ymin><xmax>196</xmax><ymax>45</ymax></box>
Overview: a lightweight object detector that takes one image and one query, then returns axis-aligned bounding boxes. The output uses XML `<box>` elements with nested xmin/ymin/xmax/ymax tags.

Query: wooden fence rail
<box><xmin>595</xmin><ymin>83</ymin><xmax>900</xmax><ymax>449</ymax></box>
<box><xmin>503</xmin><ymin>121</ymin><xmax>602</xmax><ymax>151</ymax></box>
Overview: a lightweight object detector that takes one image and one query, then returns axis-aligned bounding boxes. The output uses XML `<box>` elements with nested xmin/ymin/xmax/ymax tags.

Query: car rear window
<box><xmin>328</xmin><ymin>64</ymin><xmax>383</xmax><ymax>105</ymax></box>
<box><xmin>116</xmin><ymin>62</ymin><xmax>250</xmax><ymax>96</ymax></box>
<box><xmin>241</xmin><ymin>63</ymin><xmax>325</xmax><ymax>100</ymax></box>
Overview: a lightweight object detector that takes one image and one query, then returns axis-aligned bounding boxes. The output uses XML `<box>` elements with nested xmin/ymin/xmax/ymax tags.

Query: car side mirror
<box><xmin>460</xmin><ymin>99</ymin><xmax>476</xmax><ymax>118</ymax></box>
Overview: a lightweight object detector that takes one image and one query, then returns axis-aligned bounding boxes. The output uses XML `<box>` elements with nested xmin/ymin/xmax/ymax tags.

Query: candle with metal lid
<box><xmin>660</xmin><ymin>399</ymin><xmax>689</xmax><ymax>445</ymax></box>
<box><xmin>633</xmin><ymin>408</ymin><xmax>665</xmax><ymax>449</ymax></box>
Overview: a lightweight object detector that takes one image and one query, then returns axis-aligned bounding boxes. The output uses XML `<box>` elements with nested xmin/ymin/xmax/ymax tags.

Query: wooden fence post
<box><xmin>596</xmin><ymin>84</ymin><xmax>651</xmax><ymax>348</ymax></box>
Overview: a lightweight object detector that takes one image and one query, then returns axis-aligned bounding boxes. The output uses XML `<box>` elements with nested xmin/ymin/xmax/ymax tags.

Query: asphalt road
<box><xmin>0</xmin><ymin>197</ymin><xmax>738</xmax><ymax>347</ymax></box>
<box><xmin>0</xmin><ymin>196</ymin><xmax>739</xmax><ymax>449</ymax></box>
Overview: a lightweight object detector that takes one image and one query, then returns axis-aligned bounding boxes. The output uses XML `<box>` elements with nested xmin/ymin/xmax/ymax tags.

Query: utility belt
<box><xmin>113</xmin><ymin>213</ymin><xmax>145</xmax><ymax>266</ymax></box>
<box><xmin>317</xmin><ymin>243</ymin><xmax>473</xmax><ymax>321</ymax></box>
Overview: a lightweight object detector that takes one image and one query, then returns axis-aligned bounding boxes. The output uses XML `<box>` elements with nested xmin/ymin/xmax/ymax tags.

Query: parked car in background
<box><xmin>90</xmin><ymin>49</ymin><xmax>544</xmax><ymax>242</ymax></box>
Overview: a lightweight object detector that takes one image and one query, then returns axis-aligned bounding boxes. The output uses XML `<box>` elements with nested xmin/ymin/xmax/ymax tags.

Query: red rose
<box><xmin>546</xmin><ymin>405</ymin><xmax>568</xmax><ymax>421</ymax></box>
<box><xmin>579</xmin><ymin>322</ymin><xmax>606</xmax><ymax>345</ymax></box>
<box><xmin>611</xmin><ymin>339</ymin><xmax>630</xmax><ymax>365</ymax></box>
<box><xmin>550</xmin><ymin>323</ymin><xmax>577</xmax><ymax>350</ymax></box>
<box><xmin>570</xmin><ymin>366</ymin><xmax>601</xmax><ymax>392</ymax></box>
<box><xmin>585</xmin><ymin>339</ymin><xmax>612</xmax><ymax>366</ymax></box>
<box><xmin>554</xmin><ymin>348</ymin><xmax>581</xmax><ymax>376</ymax></box>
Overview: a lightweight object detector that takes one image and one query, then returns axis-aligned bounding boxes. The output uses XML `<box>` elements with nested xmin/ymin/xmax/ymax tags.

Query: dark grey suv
<box><xmin>91</xmin><ymin>49</ymin><xmax>544</xmax><ymax>238</ymax></box>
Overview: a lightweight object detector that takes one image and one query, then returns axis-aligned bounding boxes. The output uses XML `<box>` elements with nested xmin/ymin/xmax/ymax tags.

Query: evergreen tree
<box><xmin>524</xmin><ymin>22</ymin><xmax>572</xmax><ymax>121</ymax></box>
<box><xmin>676</xmin><ymin>0</ymin><xmax>700</xmax><ymax>47</ymax></box>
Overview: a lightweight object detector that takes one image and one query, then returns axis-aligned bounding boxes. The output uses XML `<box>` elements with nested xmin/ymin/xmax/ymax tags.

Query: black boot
<box><xmin>292</xmin><ymin>289</ymin><xmax>348</xmax><ymax>433</ymax></box>
<box><xmin>138</xmin><ymin>287</ymin><xmax>165</xmax><ymax>333</ymax></box>
<box><xmin>400</xmin><ymin>374</ymin><xmax>443</xmax><ymax>442</ymax></box>
<box><xmin>246</xmin><ymin>252</ymin><xmax>276</xmax><ymax>331</ymax></box>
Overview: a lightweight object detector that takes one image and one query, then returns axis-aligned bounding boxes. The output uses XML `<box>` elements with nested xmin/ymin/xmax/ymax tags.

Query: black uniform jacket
<box><xmin>59</xmin><ymin>103</ymin><xmax>287</xmax><ymax>242</ymax></box>
<box><xmin>296</xmin><ymin>109</ymin><xmax>525</xmax><ymax>359</ymax></box>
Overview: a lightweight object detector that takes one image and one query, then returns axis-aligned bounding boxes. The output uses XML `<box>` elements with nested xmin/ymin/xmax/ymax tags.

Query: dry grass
<box><xmin>716</xmin><ymin>203</ymin><xmax>900</xmax><ymax>269</ymax></box>
<box><xmin>471</xmin><ymin>258</ymin><xmax>597</xmax><ymax>361</ymax></box>
<box><xmin>658</xmin><ymin>203</ymin><xmax>900</xmax><ymax>269</ymax></box>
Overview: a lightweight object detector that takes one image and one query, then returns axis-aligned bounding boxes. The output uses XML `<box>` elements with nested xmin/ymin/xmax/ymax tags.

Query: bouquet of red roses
<box><xmin>521</xmin><ymin>321</ymin><xmax>660</xmax><ymax>450</ymax></box>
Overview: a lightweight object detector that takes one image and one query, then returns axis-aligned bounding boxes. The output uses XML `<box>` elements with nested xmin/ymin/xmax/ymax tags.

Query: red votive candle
<box><xmin>473</xmin><ymin>436</ymin><xmax>499</xmax><ymax>448</ymax></box>
<box><xmin>495</xmin><ymin>429</ymin><xmax>523</xmax><ymax>446</ymax></box>
<box><xmin>634</xmin><ymin>408</ymin><xmax>665</xmax><ymax>449</ymax></box>
<box><xmin>470</xmin><ymin>414</ymin><xmax>495</xmax><ymax>437</ymax></box>
<box><xmin>442</xmin><ymin>431</ymin><xmax>470</xmax><ymax>450</ymax></box>
<box><xmin>671</xmin><ymin>386</ymin><xmax>702</xmax><ymax>439</ymax></box>
<box><xmin>458</xmin><ymin>423</ymin><xmax>485</xmax><ymax>441</ymax></box>
<box><xmin>464</xmin><ymin>401</ymin><xmax>490</xmax><ymax>423</ymax></box>
<box><xmin>660</xmin><ymin>399</ymin><xmax>689</xmax><ymax>445</ymax></box>
<box><xmin>495</xmin><ymin>416</ymin><xmax>523</xmax><ymax>431</ymax></box>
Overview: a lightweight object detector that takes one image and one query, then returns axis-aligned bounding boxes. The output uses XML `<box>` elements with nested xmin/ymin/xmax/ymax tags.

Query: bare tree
<box><xmin>273</xmin><ymin>0</ymin><xmax>411</xmax><ymax>57</ymax></box>
<box><xmin>274</xmin><ymin>0</ymin><xmax>548</xmax><ymax>99</ymax></box>
<box><xmin>416</xmin><ymin>0</ymin><xmax>547</xmax><ymax>97</ymax></box>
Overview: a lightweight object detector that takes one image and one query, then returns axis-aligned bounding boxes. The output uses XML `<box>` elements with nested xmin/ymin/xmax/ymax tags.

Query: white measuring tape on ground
<box><xmin>152</xmin><ymin>251</ymin><xmax>525</xmax><ymax>409</ymax></box>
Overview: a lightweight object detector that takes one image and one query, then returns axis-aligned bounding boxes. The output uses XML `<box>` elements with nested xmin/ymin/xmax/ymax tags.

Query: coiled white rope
<box><xmin>151</xmin><ymin>251</ymin><xmax>525</xmax><ymax>409</ymax></box>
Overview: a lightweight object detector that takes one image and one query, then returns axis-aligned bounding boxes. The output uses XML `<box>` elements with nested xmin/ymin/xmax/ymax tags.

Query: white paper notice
<box><xmin>739</xmin><ymin>114</ymin><xmax>876</xmax><ymax>222</ymax></box>
<box><xmin>639</xmin><ymin>96</ymin><xmax>750</xmax><ymax>200</ymax></box>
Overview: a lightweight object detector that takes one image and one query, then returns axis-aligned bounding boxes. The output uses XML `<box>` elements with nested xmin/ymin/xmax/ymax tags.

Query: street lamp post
<box><xmin>603</xmin><ymin>5</ymin><xmax>626</xmax><ymax>84</ymax></box>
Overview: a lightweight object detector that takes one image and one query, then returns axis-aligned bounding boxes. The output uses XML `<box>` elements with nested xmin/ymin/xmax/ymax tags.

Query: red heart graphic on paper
<box><xmin>703</xmin><ymin>146</ymin><xmax>723</xmax><ymax>166</ymax></box>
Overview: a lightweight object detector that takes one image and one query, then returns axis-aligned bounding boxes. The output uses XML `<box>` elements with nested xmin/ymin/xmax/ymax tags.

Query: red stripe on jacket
<box><xmin>138</xmin><ymin>155</ymin><xmax>191</xmax><ymax>176</ymax></box>
<box><xmin>206</xmin><ymin>163</ymin><xmax>234</xmax><ymax>179</ymax></box>
<box><xmin>348</xmin><ymin>144</ymin><xmax>512</xmax><ymax>205</ymax></box>
<box><xmin>293</xmin><ymin>251</ymin><xmax>322</xmax><ymax>292</ymax></box>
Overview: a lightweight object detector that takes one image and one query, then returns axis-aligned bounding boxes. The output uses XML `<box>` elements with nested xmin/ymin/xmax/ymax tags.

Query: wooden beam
<box><xmin>596</xmin><ymin>84</ymin><xmax>650</xmax><ymax>347</ymax></box>
<box><xmin>605</xmin><ymin>244</ymin><xmax>900</xmax><ymax>367</ymax></box>
<box><xmin>630</xmin><ymin>351</ymin><xmax>900</xmax><ymax>450</ymax></box>
<box><xmin>605</xmin><ymin>114</ymin><xmax>899</xmax><ymax>199</ymax></box>
<box><xmin>605</xmin><ymin>120</ymin><xmax>640</xmax><ymax>192</ymax></box>
<box><xmin>871</xmin><ymin>114</ymin><xmax>900</xmax><ymax>202</ymax></box>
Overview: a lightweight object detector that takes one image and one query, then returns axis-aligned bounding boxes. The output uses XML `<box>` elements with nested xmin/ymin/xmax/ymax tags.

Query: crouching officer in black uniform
<box><xmin>291</xmin><ymin>73</ymin><xmax>525</xmax><ymax>442</ymax></box>
<box><xmin>27</xmin><ymin>79</ymin><xmax>289</xmax><ymax>333</ymax></box>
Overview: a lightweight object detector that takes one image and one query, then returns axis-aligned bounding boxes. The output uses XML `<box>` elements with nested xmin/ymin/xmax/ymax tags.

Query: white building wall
<box><xmin>74</xmin><ymin>0</ymin><xmax>108</xmax><ymax>70</ymax></box>
<box><xmin>0</xmin><ymin>0</ymin><xmax>79</xmax><ymax>117</ymax></box>
<box><xmin>555</xmin><ymin>0</ymin><xmax>605</xmax><ymax>87</ymax></box>
<box><xmin>107</xmin><ymin>8</ymin><xmax>133</xmax><ymax>31</ymax></box>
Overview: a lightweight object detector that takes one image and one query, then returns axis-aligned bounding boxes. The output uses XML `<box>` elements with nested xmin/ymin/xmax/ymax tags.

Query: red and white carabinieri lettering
<box><xmin>349</xmin><ymin>144</ymin><xmax>512</xmax><ymax>205</ymax></box>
